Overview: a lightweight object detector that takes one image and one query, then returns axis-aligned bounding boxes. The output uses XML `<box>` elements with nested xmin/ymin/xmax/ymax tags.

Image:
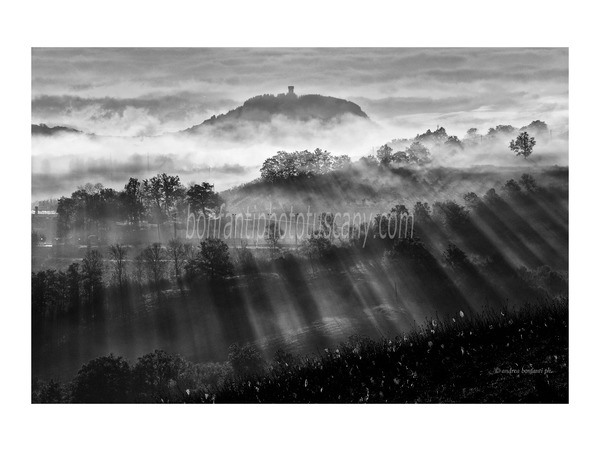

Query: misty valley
<box><xmin>30</xmin><ymin>49</ymin><xmax>569</xmax><ymax>403</ymax></box>
<box><xmin>32</xmin><ymin>142</ymin><xmax>568</xmax><ymax>403</ymax></box>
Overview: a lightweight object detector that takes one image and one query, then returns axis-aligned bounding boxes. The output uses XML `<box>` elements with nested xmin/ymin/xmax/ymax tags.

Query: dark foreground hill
<box><xmin>206</xmin><ymin>299</ymin><xmax>568</xmax><ymax>403</ymax></box>
<box><xmin>33</xmin><ymin>299</ymin><xmax>567</xmax><ymax>403</ymax></box>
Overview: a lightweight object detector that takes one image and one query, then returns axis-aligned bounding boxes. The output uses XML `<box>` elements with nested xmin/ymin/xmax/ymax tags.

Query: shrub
<box><xmin>131</xmin><ymin>349</ymin><xmax>190</xmax><ymax>402</ymax></box>
<box><xmin>184</xmin><ymin>362</ymin><xmax>233</xmax><ymax>392</ymax></box>
<box><xmin>71</xmin><ymin>354</ymin><xmax>131</xmax><ymax>403</ymax></box>
<box><xmin>272</xmin><ymin>349</ymin><xmax>298</xmax><ymax>371</ymax></box>
<box><xmin>228</xmin><ymin>343</ymin><xmax>266</xmax><ymax>379</ymax></box>
<box><xmin>32</xmin><ymin>378</ymin><xmax>68</xmax><ymax>403</ymax></box>
<box><xmin>444</xmin><ymin>243</ymin><xmax>468</xmax><ymax>268</ymax></box>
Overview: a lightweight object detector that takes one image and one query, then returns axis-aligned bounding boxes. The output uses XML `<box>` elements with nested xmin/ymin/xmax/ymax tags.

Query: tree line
<box><xmin>35</xmin><ymin>171</ymin><xmax>565</xmax><ymax>325</ymax></box>
<box><xmin>56</xmin><ymin>175</ymin><xmax>223</xmax><ymax>242</ymax></box>
<box><xmin>260</xmin><ymin>148</ymin><xmax>351</xmax><ymax>183</ymax></box>
<box><xmin>32</xmin><ymin>237</ymin><xmax>237</xmax><ymax>323</ymax></box>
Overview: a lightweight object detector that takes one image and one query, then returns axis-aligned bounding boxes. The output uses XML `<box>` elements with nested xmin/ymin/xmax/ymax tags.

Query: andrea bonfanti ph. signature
<box><xmin>491</xmin><ymin>366</ymin><xmax>555</xmax><ymax>375</ymax></box>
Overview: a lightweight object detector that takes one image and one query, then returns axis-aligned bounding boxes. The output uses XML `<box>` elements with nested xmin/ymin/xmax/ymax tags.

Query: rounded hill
<box><xmin>184</xmin><ymin>87</ymin><xmax>369</xmax><ymax>133</ymax></box>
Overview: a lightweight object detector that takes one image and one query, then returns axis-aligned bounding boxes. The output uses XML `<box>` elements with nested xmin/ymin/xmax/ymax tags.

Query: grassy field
<box><xmin>32</xmin><ymin>298</ymin><xmax>567</xmax><ymax>403</ymax></box>
<box><xmin>201</xmin><ymin>298</ymin><xmax>568</xmax><ymax>403</ymax></box>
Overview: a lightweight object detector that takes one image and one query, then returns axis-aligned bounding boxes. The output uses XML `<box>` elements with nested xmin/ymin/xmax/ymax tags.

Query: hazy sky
<box><xmin>32</xmin><ymin>48</ymin><xmax>568</xmax><ymax>137</ymax></box>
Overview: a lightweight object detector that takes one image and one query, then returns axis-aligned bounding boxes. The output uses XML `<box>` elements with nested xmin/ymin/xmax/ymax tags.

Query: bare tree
<box><xmin>265</xmin><ymin>220</ymin><xmax>282</xmax><ymax>257</ymax></box>
<box><xmin>167</xmin><ymin>238</ymin><xmax>191</xmax><ymax>292</ymax></box>
<box><xmin>142</xmin><ymin>173</ymin><xmax>185</xmax><ymax>241</ymax></box>
<box><xmin>132</xmin><ymin>254</ymin><xmax>145</xmax><ymax>288</ymax></box>
<box><xmin>141</xmin><ymin>243</ymin><xmax>168</xmax><ymax>293</ymax></box>
<box><xmin>109</xmin><ymin>244</ymin><xmax>128</xmax><ymax>295</ymax></box>
<box><xmin>81</xmin><ymin>249</ymin><xmax>104</xmax><ymax>318</ymax></box>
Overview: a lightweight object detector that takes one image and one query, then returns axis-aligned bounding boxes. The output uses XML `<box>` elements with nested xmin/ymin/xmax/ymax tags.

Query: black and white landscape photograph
<box><xmin>30</xmin><ymin>47</ymin><xmax>569</xmax><ymax>404</ymax></box>
<box><xmin>6</xmin><ymin>1</ymin><xmax>600</xmax><ymax>448</ymax></box>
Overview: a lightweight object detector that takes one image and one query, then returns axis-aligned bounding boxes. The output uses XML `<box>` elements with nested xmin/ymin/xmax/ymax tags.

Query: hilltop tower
<box><xmin>285</xmin><ymin>86</ymin><xmax>298</xmax><ymax>99</ymax></box>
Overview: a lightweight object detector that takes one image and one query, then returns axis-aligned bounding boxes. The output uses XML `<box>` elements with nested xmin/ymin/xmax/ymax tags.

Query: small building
<box><xmin>286</xmin><ymin>86</ymin><xmax>297</xmax><ymax>98</ymax></box>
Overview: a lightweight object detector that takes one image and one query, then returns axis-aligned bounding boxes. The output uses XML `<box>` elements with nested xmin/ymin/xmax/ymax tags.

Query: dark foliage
<box><xmin>185</xmin><ymin>238</ymin><xmax>233</xmax><ymax>283</ymax></box>
<box><xmin>131</xmin><ymin>350</ymin><xmax>190</xmax><ymax>402</ymax></box>
<box><xmin>33</xmin><ymin>299</ymin><xmax>567</xmax><ymax>403</ymax></box>
<box><xmin>71</xmin><ymin>354</ymin><xmax>132</xmax><ymax>403</ymax></box>
<box><xmin>228</xmin><ymin>343</ymin><xmax>267</xmax><ymax>379</ymax></box>
<box><xmin>207</xmin><ymin>299</ymin><xmax>568</xmax><ymax>403</ymax></box>
<box><xmin>260</xmin><ymin>149</ymin><xmax>351</xmax><ymax>183</ymax></box>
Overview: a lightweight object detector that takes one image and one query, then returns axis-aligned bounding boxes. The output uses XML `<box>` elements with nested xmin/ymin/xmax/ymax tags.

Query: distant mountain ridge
<box><xmin>183</xmin><ymin>87</ymin><xmax>369</xmax><ymax>133</ymax></box>
<box><xmin>32</xmin><ymin>123</ymin><xmax>83</xmax><ymax>136</ymax></box>
<box><xmin>386</xmin><ymin>120</ymin><xmax>555</xmax><ymax>151</ymax></box>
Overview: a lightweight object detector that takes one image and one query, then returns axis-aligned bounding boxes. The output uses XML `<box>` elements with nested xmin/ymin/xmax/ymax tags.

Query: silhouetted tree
<box><xmin>386</xmin><ymin>237</ymin><xmax>436</xmax><ymax>268</ymax></box>
<box><xmin>131</xmin><ymin>350</ymin><xmax>190</xmax><ymax>402</ymax></box>
<box><xmin>502</xmin><ymin>179</ymin><xmax>522</xmax><ymax>195</ymax></box>
<box><xmin>66</xmin><ymin>262</ymin><xmax>81</xmax><ymax>313</ymax></box>
<box><xmin>519</xmin><ymin>173</ymin><xmax>538</xmax><ymax>192</ymax></box>
<box><xmin>187</xmin><ymin>182</ymin><xmax>221</xmax><ymax>216</ymax></box>
<box><xmin>185</xmin><ymin>238</ymin><xmax>233</xmax><ymax>282</ymax></box>
<box><xmin>394</xmin><ymin>141</ymin><xmax>432</xmax><ymax>165</ymax></box>
<box><xmin>81</xmin><ymin>249</ymin><xmax>103</xmax><ymax>307</ymax></box>
<box><xmin>261</xmin><ymin>151</ymin><xmax>298</xmax><ymax>182</ymax></box>
<box><xmin>465</xmin><ymin>127</ymin><xmax>482</xmax><ymax>143</ymax></box>
<box><xmin>413</xmin><ymin>201</ymin><xmax>432</xmax><ymax>223</ymax></box>
<box><xmin>56</xmin><ymin>184</ymin><xmax>122</xmax><ymax>242</ymax></box>
<box><xmin>260</xmin><ymin>149</ymin><xmax>350</xmax><ymax>182</ymax></box>
<box><xmin>444</xmin><ymin>135</ymin><xmax>463</xmax><ymax>151</ymax></box>
<box><xmin>71</xmin><ymin>354</ymin><xmax>131</xmax><ymax>403</ymax></box>
<box><xmin>141</xmin><ymin>243</ymin><xmax>168</xmax><ymax>291</ymax></box>
<box><xmin>433</xmin><ymin>201</ymin><xmax>469</xmax><ymax>229</ymax></box>
<box><xmin>167</xmin><ymin>238</ymin><xmax>191</xmax><ymax>290</ymax></box>
<box><xmin>483</xmin><ymin>188</ymin><xmax>501</xmax><ymax>204</ymax></box>
<box><xmin>56</xmin><ymin>196</ymin><xmax>76</xmax><ymax>239</ymax></box>
<box><xmin>32</xmin><ymin>270</ymin><xmax>53</xmax><ymax>320</ymax></box>
<box><xmin>487</xmin><ymin>124</ymin><xmax>516</xmax><ymax>138</ymax></box>
<box><xmin>109</xmin><ymin>244</ymin><xmax>128</xmax><ymax>295</ymax></box>
<box><xmin>121</xmin><ymin>178</ymin><xmax>145</xmax><ymax>228</ymax></box>
<box><xmin>132</xmin><ymin>254</ymin><xmax>145</xmax><ymax>287</ymax></box>
<box><xmin>520</xmin><ymin>120</ymin><xmax>548</xmax><ymax>136</ymax></box>
<box><xmin>463</xmin><ymin>192</ymin><xmax>482</xmax><ymax>210</ymax></box>
<box><xmin>358</xmin><ymin>155</ymin><xmax>379</xmax><ymax>168</ymax></box>
<box><xmin>331</xmin><ymin>154</ymin><xmax>352</xmax><ymax>170</ymax></box>
<box><xmin>509</xmin><ymin>131</ymin><xmax>536</xmax><ymax>159</ymax></box>
<box><xmin>142</xmin><ymin>173</ymin><xmax>185</xmax><ymax>240</ymax></box>
<box><xmin>376</xmin><ymin>144</ymin><xmax>394</xmax><ymax>167</ymax></box>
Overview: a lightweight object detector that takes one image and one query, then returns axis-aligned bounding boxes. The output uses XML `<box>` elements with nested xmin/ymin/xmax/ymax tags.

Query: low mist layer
<box><xmin>32</xmin><ymin>117</ymin><xmax>568</xmax><ymax>201</ymax></box>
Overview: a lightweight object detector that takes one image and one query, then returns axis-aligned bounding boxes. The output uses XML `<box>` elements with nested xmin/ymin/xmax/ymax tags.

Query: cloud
<box><xmin>32</xmin><ymin>48</ymin><xmax>568</xmax><ymax>104</ymax></box>
<box><xmin>32</xmin><ymin>93</ymin><xmax>239</xmax><ymax>135</ymax></box>
<box><xmin>420</xmin><ymin>68</ymin><xmax>568</xmax><ymax>84</ymax></box>
<box><xmin>31</xmin><ymin>137</ymin><xmax>259</xmax><ymax>200</ymax></box>
<box><xmin>351</xmin><ymin>95</ymin><xmax>513</xmax><ymax>117</ymax></box>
